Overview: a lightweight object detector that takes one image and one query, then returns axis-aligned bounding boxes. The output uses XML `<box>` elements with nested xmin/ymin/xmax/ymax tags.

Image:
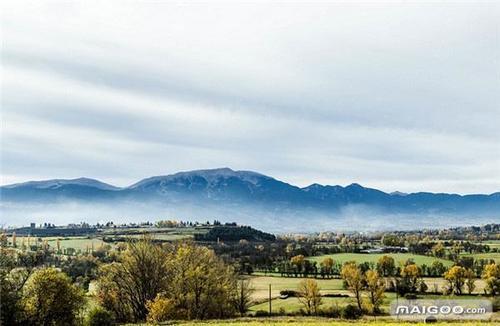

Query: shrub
<box><xmin>146</xmin><ymin>294</ymin><xmax>174</xmax><ymax>323</ymax></box>
<box><xmin>405</xmin><ymin>293</ymin><xmax>417</xmax><ymax>300</ymax></box>
<box><xmin>341</xmin><ymin>304</ymin><xmax>362</xmax><ymax>319</ymax></box>
<box><xmin>254</xmin><ymin>310</ymin><xmax>269</xmax><ymax>317</ymax></box>
<box><xmin>322</xmin><ymin>293</ymin><xmax>349</xmax><ymax>298</ymax></box>
<box><xmin>493</xmin><ymin>297</ymin><xmax>500</xmax><ymax>312</ymax></box>
<box><xmin>85</xmin><ymin>307</ymin><xmax>115</xmax><ymax>326</ymax></box>
<box><xmin>418</xmin><ymin>280</ymin><xmax>428</xmax><ymax>293</ymax></box>
<box><xmin>279</xmin><ymin>289</ymin><xmax>298</xmax><ymax>297</ymax></box>
<box><xmin>21</xmin><ymin>268</ymin><xmax>85</xmax><ymax>326</ymax></box>
<box><xmin>318</xmin><ymin>304</ymin><xmax>341</xmax><ymax>317</ymax></box>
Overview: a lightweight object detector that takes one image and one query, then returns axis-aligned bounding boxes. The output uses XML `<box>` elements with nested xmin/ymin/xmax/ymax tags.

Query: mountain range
<box><xmin>2</xmin><ymin>168</ymin><xmax>499</xmax><ymax>230</ymax></box>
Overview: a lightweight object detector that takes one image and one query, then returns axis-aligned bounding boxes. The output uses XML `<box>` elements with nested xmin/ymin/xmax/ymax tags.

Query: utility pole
<box><xmin>268</xmin><ymin>283</ymin><xmax>272</xmax><ymax>316</ymax></box>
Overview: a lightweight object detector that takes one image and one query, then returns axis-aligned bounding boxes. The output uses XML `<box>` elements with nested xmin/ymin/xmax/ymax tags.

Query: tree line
<box><xmin>1</xmin><ymin>237</ymin><xmax>254</xmax><ymax>325</ymax></box>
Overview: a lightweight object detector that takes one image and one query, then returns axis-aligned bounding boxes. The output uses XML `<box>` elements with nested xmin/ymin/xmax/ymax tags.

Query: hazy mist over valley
<box><xmin>2</xmin><ymin>168</ymin><xmax>498</xmax><ymax>231</ymax></box>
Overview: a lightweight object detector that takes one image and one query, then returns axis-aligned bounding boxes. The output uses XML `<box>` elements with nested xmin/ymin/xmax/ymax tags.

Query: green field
<box><xmin>246</xmin><ymin>276</ymin><xmax>346</xmax><ymax>300</ymax></box>
<box><xmin>476</xmin><ymin>240</ymin><xmax>500</xmax><ymax>250</ymax></box>
<box><xmin>308</xmin><ymin>253</ymin><xmax>453</xmax><ymax>267</ymax></box>
<box><xmin>460</xmin><ymin>252</ymin><xmax>500</xmax><ymax>263</ymax></box>
<box><xmin>132</xmin><ymin>317</ymin><xmax>497</xmax><ymax>325</ymax></box>
<box><xmin>10</xmin><ymin>227</ymin><xmax>209</xmax><ymax>251</ymax></box>
<box><xmin>14</xmin><ymin>236</ymin><xmax>106</xmax><ymax>251</ymax></box>
<box><xmin>250</xmin><ymin>296</ymin><xmax>369</xmax><ymax>313</ymax></box>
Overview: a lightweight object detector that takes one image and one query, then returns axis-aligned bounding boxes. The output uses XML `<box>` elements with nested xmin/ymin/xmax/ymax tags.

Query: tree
<box><xmin>320</xmin><ymin>257</ymin><xmax>334</xmax><ymax>278</ymax></box>
<box><xmin>232</xmin><ymin>279</ymin><xmax>254</xmax><ymax>315</ymax></box>
<box><xmin>0</xmin><ymin>269</ymin><xmax>22</xmax><ymax>325</ymax></box>
<box><xmin>365</xmin><ymin>270</ymin><xmax>385</xmax><ymax>314</ymax></box>
<box><xmin>97</xmin><ymin>239</ymin><xmax>238</xmax><ymax>322</ymax></box>
<box><xmin>482</xmin><ymin>263</ymin><xmax>500</xmax><ymax>296</ymax></box>
<box><xmin>97</xmin><ymin>236</ymin><xmax>169</xmax><ymax>322</ymax></box>
<box><xmin>290</xmin><ymin>255</ymin><xmax>305</xmax><ymax>276</ymax></box>
<box><xmin>297</xmin><ymin>279</ymin><xmax>322</xmax><ymax>315</ymax></box>
<box><xmin>85</xmin><ymin>306</ymin><xmax>115</xmax><ymax>326</ymax></box>
<box><xmin>400</xmin><ymin>263</ymin><xmax>421</xmax><ymax>293</ymax></box>
<box><xmin>464</xmin><ymin>268</ymin><xmax>476</xmax><ymax>294</ymax></box>
<box><xmin>444</xmin><ymin>266</ymin><xmax>466</xmax><ymax>295</ymax></box>
<box><xmin>20</xmin><ymin>268</ymin><xmax>85</xmax><ymax>326</ymax></box>
<box><xmin>381</xmin><ymin>234</ymin><xmax>404</xmax><ymax>247</ymax></box>
<box><xmin>341</xmin><ymin>262</ymin><xmax>364</xmax><ymax>310</ymax></box>
<box><xmin>376</xmin><ymin>255</ymin><xmax>395</xmax><ymax>277</ymax></box>
<box><xmin>432</xmin><ymin>243</ymin><xmax>445</xmax><ymax>258</ymax></box>
<box><xmin>167</xmin><ymin>242</ymin><xmax>237</xmax><ymax>319</ymax></box>
<box><xmin>146</xmin><ymin>294</ymin><xmax>175</xmax><ymax>323</ymax></box>
<box><xmin>430</xmin><ymin>260</ymin><xmax>447</xmax><ymax>276</ymax></box>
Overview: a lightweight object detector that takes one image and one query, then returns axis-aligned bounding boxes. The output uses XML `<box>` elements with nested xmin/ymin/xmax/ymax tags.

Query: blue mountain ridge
<box><xmin>1</xmin><ymin>168</ymin><xmax>499</xmax><ymax>215</ymax></box>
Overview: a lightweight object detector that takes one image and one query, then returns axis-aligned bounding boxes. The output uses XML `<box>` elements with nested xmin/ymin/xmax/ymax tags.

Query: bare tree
<box><xmin>232</xmin><ymin>279</ymin><xmax>254</xmax><ymax>315</ymax></box>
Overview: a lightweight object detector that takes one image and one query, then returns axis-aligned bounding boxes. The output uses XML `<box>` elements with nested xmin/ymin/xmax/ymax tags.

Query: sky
<box><xmin>1</xmin><ymin>1</ymin><xmax>499</xmax><ymax>194</ymax></box>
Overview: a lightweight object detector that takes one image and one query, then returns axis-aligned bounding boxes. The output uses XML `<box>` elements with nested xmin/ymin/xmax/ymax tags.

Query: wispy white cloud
<box><xmin>1</xmin><ymin>1</ymin><xmax>499</xmax><ymax>193</ymax></box>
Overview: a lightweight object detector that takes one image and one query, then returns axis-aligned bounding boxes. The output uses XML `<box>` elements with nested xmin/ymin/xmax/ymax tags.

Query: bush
<box><xmin>318</xmin><ymin>304</ymin><xmax>341</xmax><ymax>317</ymax></box>
<box><xmin>322</xmin><ymin>293</ymin><xmax>349</xmax><ymax>298</ymax></box>
<box><xmin>418</xmin><ymin>280</ymin><xmax>428</xmax><ymax>293</ymax></box>
<box><xmin>341</xmin><ymin>304</ymin><xmax>362</xmax><ymax>319</ymax></box>
<box><xmin>279</xmin><ymin>290</ymin><xmax>298</xmax><ymax>297</ymax></box>
<box><xmin>254</xmin><ymin>310</ymin><xmax>269</xmax><ymax>317</ymax></box>
<box><xmin>85</xmin><ymin>306</ymin><xmax>115</xmax><ymax>326</ymax></box>
<box><xmin>493</xmin><ymin>297</ymin><xmax>500</xmax><ymax>312</ymax></box>
<box><xmin>146</xmin><ymin>294</ymin><xmax>174</xmax><ymax>323</ymax></box>
<box><xmin>21</xmin><ymin>268</ymin><xmax>85</xmax><ymax>326</ymax></box>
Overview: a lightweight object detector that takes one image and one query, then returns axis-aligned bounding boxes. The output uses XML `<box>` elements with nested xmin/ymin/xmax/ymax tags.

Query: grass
<box><xmin>460</xmin><ymin>252</ymin><xmax>500</xmax><ymax>263</ymax></box>
<box><xmin>247</xmin><ymin>275</ymin><xmax>490</xmax><ymax>311</ymax></box>
<box><xmin>134</xmin><ymin>317</ymin><xmax>498</xmax><ymax>325</ymax></box>
<box><xmin>249</xmin><ymin>296</ymin><xmax>358</xmax><ymax>313</ymax></box>
<box><xmin>246</xmin><ymin>276</ymin><xmax>346</xmax><ymax>300</ymax></box>
<box><xmin>13</xmin><ymin>236</ymin><xmax>106</xmax><ymax>251</ymax></box>
<box><xmin>10</xmin><ymin>227</ymin><xmax>209</xmax><ymax>251</ymax></box>
<box><xmin>124</xmin><ymin>233</ymin><xmax>195</xmax><ymax>241</ymax></box>
<box><xmin>476</xmin><ymin>240</ymin><xmax>500</xmax><ymax>250</ymax></box>
<box><xmin>308</xmin><ymin>253</ymin><xmax>453</xmax><ymax>267</ymax></box>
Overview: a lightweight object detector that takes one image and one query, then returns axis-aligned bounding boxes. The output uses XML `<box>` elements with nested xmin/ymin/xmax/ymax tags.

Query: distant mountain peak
<box><xmin>2</xmin><ymin>178</ymin><xmax>120</xmax><ymax>191</ymax></box>
<box><xmin>128</xmin><ymin>167</ymin><xmax>273</xmax><ymax>189</ymax></box>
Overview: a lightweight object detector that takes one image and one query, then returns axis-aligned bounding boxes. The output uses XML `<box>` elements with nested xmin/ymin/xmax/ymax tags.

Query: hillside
<box><xmin>2</xmin><ymin>168</ymin><xmax>499</xmax><ymax>230</ymax></box>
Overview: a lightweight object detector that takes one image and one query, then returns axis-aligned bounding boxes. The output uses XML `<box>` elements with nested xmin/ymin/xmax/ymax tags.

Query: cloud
<box><xmin>1</xmin><ymin>1</ymin><xmax>499</xmax><ymax>194</ymax></box>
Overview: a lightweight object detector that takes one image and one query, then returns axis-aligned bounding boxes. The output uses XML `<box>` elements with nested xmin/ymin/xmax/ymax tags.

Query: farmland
<box><xmin>10</xmin><ymin>226</ymin><xmax>210</xmax><ymax>252</ymax></box>
<box><xmin>460</xmin><ymin>252</ymin><xmax>500</xmax><ymax>263</ymax></box>
<box><xmin>131</xmin><ymin>319</ymin><xmax>496</xmax><ymax>326</ymax></box>
<box><xmin>308</xmin><ymin>253</ymin><xmax>453</xmax><ymax>267</ymax></box>
<box><xmin>3</xmin><ymin>222</ymin><xmax>499</xmax><ymax>324</ymax></box>
<box><xmin>14</xmin><ymin>236</ymin><xmax>106</xmax><ymax>251</ymax></box>
<box><xmin>245</xmin><ymin>275</ymin><xmax>498</xmax><ymax>322</ymax></box>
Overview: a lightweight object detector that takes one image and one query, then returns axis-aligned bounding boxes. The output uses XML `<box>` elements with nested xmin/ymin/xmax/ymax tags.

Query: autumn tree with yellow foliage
<box><xmin>297</xmin><ymin>279</ymin><xmax>322</xmax><ymax>315</ymax></box>
<box><xmin>482</xmin><ymin>262</ymin><xmax>500</xmax><ymax>296</ymax></box>
<box><xmin>20</xmin><ymin>268</ymin><xmax>85</xmax><ymax>325</ymax></box>
<box><xmin>365</xmin><ymin>269</ymin><xmax>385</xmax><ymax>313</ymax></box>
<box><xmin>96</xmin><ymin>237</ymin><xmax>239</xmax><ymax>323</ymax></box>
<box><xmin>341</xmin><ymin>262</ymin><xmax>364</xmax><ymax>310</ymax></box>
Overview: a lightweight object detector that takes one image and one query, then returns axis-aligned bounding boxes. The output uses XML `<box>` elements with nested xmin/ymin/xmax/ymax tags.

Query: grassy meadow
<box><xmin>246</xmin><ymin>275</ymin><xmax>491</xmax><ymax>315</ymax></box>
<box><xmin>131</xmin><ymin>317</ymin><xmax>497</xmax><ymax>325</ymax></box>
<box><xmin>308</xmin><ymin>253</ymin><xmax>453</xmax><ymax>267</ymax></box>
<box><xmin>460</xmin><ymin>252</ymin><xmax>500</xmax><ymax>263</ymax></box>
<box><xmin>13</xmin><ymin>236</ymin><xmax>106</xmax><ymax>251</ymax></box>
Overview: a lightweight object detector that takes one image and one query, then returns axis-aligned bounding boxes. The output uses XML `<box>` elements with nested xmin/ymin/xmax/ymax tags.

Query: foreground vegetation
<box><xmin>129</xmin><ymin>318</ymin><xmax>497</xmax><ymax>325</ymax></box>
<box><xmin>1</xmin><ymin>222</ymin><xmax>499</xmax><ymax>324</ymax></box>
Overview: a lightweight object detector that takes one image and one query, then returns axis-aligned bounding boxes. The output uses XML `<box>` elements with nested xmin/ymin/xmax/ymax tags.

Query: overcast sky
<box><xmin>1</xmin><ymin>1</ymin><xmax>499</xmax><ymax>194</ymax></box>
